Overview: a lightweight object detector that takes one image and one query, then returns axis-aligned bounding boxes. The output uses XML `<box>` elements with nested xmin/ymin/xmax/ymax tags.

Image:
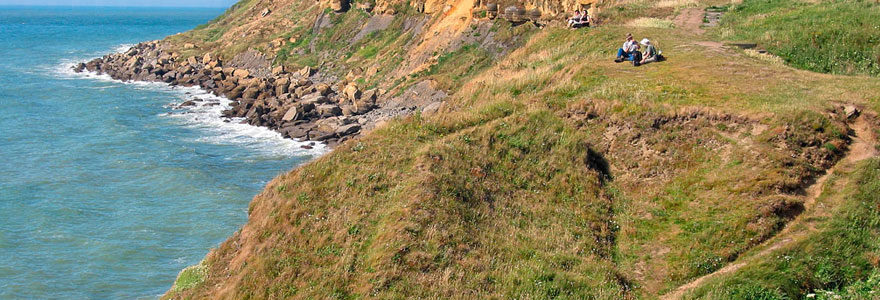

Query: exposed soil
<box><xmin>673</xmin><ymin>7</ymin><xmax>706</xmax><ymax>35</ymax></box>
<box><xmin>660</xmin><ymin>112</ymin><xmax>878</xmax><ymax>300</ymax></box>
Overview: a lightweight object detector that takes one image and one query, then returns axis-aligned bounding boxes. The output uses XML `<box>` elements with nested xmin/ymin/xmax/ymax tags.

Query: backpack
<box><xmin>632</xmin><ymin>51</ymin><xmax>643</xmax><ymax>66</ymax></box>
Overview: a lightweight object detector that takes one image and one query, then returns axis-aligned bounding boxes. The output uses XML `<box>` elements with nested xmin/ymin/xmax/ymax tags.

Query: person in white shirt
<box><xmin>568</xmin><ymin>10</ymin><xmax>582</xmax><ymax>27</ymax></box>
<box><xmin>615</xmin><ymin>33</ymin><xmax>635</xmax><ymax>62</ymax></box>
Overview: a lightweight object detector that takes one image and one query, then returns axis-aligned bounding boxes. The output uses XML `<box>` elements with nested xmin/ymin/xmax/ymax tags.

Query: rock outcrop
<box><xmin>74</xmin><ymin>41</ymin><xmax>442</xmax><ymax>147</ymax></box>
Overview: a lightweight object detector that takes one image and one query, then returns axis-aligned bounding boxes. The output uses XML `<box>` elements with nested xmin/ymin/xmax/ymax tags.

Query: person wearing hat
<box><xmin>615</xmin><ymin>34</ymin><xmax>636</xmax><ymax>62</ymax></box>
<box><xmin>639</xmin><ymin>38</ymin><xmax>663</xmax><ymax>65</ymax></box>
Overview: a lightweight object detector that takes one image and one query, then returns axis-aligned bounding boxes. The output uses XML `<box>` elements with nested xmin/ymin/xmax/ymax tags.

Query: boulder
<box><xmin>300</xmin><ymin>93</ymin><xmax>329</xmax><ymax>106</ymax></box>
<box><xmin>422</xmin><ymin>102</ymin><xmax>443</xmax><ymax>116</ymax></box>
<box><xmin>272</xmin><ymin>65</ymin><xmax>286</xmax><ymax>75</ymax></box>
<box><xmin>293</xmin><ymin>78</ymin><xmax>311</xmax><ymax>87</ymax></box>
<box><xmin>232</xmin><ymin>69</ymin><xmax>250</xmax><ymax>78</ymax></box>
<box><xmin>178</xmin><ymin>100</ymin><xmax>197</xmax><ymax>107</ymax></box>
<box><xmin>343</xmin><ymin>83</ymin><xmax>360</xmax><ymax>100</ymax></box>
<box><xmin>295</xmin><ymin>85</ymin><xmax>316</xmax><ymax>98</ymax></box>
<box><xmin>309</xmin><ymin>130</ymin><xmax>336</xmax><ymax>141</ymax></box>
<box><xmin>226</xmin><ymin>85</ymin><xmax>246</xmax><ymax>99</ymax></box>
<box><xmin>242</xmin><ymin>87</ymin><xmax>261</xmax><ymax>100</ymax></box>
<box><xmin>298</xmin><ymin>66</ymin><xmax>314</xmax><ymax>77</ymax></box>
<box><xmin>844</xmin><ymin>105</ymin><xmax>860</xmax><ymax>119</ymax></box>
<box><xmin>73</xmin><ymin>62</ymin><xmax>86</xmax><ymax>73</ymax></box>
<box><xmin>281</xmin><ymin>123</ymin><xmax>313</xmax><ymax>139</ymax></box>
<box><xmin>329</xmin><ymin>0</ymin><xmax>345</xmax><ymax>12</ymax></box>
<box><xmin>336</xmin><ymin>124</ymin><xmax>361</xmax><ymax>136</ymax></box>
<box><xmin>275</xmin><ymin>83</ymin><xmax>289</xmax><ymax>96</ymax></box>
<box><xmin>282</xmin><ymin>106</ymin><xmax>299</xmax><ymax>122</ymax></box>
<box><xmin>316</xmin><ymin>104</ymin><xmax>342</xmax><ymax>117</ymax></box>
<box><xmin>315</xmin><ymin>83</ymin><xmax>332</xmax><ymax>96</ymax></box>
<box><xmin>361</xmin><ymin>89</ymin><xmax>378</xmax><ymax>102</ymax></box>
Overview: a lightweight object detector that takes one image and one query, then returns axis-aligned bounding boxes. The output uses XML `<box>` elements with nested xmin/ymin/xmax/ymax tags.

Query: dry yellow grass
<box><xmin>627</xmin><ymin>17</ymin><xmax>676</xmax><ymax>28</ymax></box>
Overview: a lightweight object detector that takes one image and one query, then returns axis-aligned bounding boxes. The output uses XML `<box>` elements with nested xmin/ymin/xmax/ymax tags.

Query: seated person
<box><xmin>639</xmin><ymin>38</ymin><xmax>662</xmax><ymax>64</ymax></box>
<box><xmin>579</xmin><ymin>13</ymin><xmax>591</xmax><ymax>27</ymax></box>
<box><xmin>615</xmin><ymin>34</ymin><xmax>635</xmax><ymax>62</ymax></box>
<box><xmin>568</xmin><ymin>10</ymin><xmax>582</xmax><ymax>27</ymax></box>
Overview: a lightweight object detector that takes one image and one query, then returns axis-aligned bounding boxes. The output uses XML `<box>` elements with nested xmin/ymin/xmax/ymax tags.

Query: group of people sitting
<box><xmin>615</xmin><ymin>33</ymin><xmax>663</xmax><ymax>66</ymax></box>
<box><xmin>567</xmin><ymin>10</ymin><xmax>591</xmax><ymax>28</ymax></box>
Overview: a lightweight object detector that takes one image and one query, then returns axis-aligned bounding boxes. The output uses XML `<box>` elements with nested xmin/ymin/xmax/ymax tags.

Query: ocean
<box><xmin>0</xmin><ymin>6</ymin><xmax>323</xmax><ymax>299</ymax></box>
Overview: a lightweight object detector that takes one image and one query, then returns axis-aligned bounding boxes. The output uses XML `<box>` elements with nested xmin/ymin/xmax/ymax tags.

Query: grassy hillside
<box><xmin>685</xmin><ymin>159</ymin><xmax>880</xmax><ymax>299</ymax></box>
<box><xmin>160</xmin><ymin>0</ymin><xmax>880</xmax><ymax>299</ymax></box>
<box><xmin>713</xmin><ymin>0</ymin><xmax>880</xmax><ymax>76</ymax></box>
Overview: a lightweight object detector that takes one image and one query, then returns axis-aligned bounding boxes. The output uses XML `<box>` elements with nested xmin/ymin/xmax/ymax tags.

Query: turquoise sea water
<box><xmin>0</xmin><ymin>7</ymin><xmax>323</xmax><ymax>299</ymax></box>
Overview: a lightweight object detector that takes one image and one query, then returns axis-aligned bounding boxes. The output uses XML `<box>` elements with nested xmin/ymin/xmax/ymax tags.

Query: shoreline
<box><xmin>75</xmin><ymin>40</ymin><xmax>445</xmax><ymax>148</ymax></box>
<box><xmin>62</xmin><ymin>65</ymin><xmax>328</xmax><ymax>157</ymax></box>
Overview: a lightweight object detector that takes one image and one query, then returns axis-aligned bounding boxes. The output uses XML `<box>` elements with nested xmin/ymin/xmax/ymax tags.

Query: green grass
<box><xmin>685</xmin><ymin>159</ymin><xmax>880</xmax><ymax>299</ymax></box>
<box><xmin>170</xmin><ymin>263</ymin><xmax>207</xmax><ymax>293</ymax></box>
<box><xmin>714</xmin><ymin>0</ymin><xmax>880</xmax><ymax>76</ymax></box>
<box><xmin>415</xmin><ymin>43</ymin><xmax>495</xmax><ymax>91</ymax></box>
<box><xmin>814</xmin><ymin>269</ymin><xmax>880</xmax><ymax>300</ymax></box>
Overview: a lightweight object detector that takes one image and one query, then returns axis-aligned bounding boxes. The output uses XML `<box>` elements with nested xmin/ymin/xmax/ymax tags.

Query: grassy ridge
<box><xmin>686</xmin><ymin>159</ymin><xmax>880</xmax><ymax>299</ymax></box>
<box><xmin>715</xmin><ymin>0</ymin><xmax>880</xmax><ymax>76</ymax></box>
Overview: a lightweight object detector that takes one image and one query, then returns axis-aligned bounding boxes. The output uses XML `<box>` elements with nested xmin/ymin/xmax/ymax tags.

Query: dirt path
<box><xmin>660</xmin><ymin>113</ymin><xmax>878</xmax><ymax>300</ymax></box>
<box><xmin>673</xmin><ymin>7</ymin><xmax>706</xmax><ymax>35</ymax></box>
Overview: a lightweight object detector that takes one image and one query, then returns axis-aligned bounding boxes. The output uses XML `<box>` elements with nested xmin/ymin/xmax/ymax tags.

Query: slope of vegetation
<box><xmin>713</xmin><ymin>0</ymin><xmax>880</xmax><ymax>76</ymax></box>
<box><xmin>685</xmin><ymin>159</ymin><xmax>880</xmax><ymax>299</ymax></box>
<box><xmin>160</xmin><ymin>0</ymin><xmax>880</xmax><ymax>298</ymax></box>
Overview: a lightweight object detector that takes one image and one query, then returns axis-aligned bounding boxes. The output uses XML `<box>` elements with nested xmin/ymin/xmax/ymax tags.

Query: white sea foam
<box><xmin>114</xmin><ymin>43</ymin><xmax>136</xmax><ymax>53</ymax></box>
<box><xmin>52</xmin><ymin>44</ymin><xmax>327</xmax><ymax>159</ymax></box>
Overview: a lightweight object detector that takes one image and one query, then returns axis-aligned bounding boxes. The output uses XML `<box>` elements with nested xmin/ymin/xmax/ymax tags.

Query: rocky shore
<box><xmin>75</xmin><ymin>41</ymin><xmax>446</xmax><ymax>147</ymax></box>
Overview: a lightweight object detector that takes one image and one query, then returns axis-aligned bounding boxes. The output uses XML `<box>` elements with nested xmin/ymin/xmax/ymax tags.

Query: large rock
<box><xmin>242</xmin><ymin>87</ymin><xmax>261</xmax><ymax>100</ymax></box>
<box><xmin>272</xmin><ymin>65</ymin><xmax>285</xmax><ymax>75</ymax></box>
<box><xmin>361</xmin><ymin>89</ymin><xmax>378</xmax><ymax>102</ymax></box>
<box><xmin>844</xmin><ymin>105</ymin><xmax>860</xmax><ymax>119</ymax></box>
<box><xmin>316</xmin><ymin>104</ymin><xmax>342</xmax><ymax>117</ymax></box>
<box><xmin>343</xmin><ymin>83</ymin><xmax>360</xmax><ymax>100</ymax></box>
<box><xmin>300</xmin><ymin>93</ymin><xmax>329</xmax><ymax>106</ymax></box>
<box><xmin>232</xmin><ymin>68</ymin><xmax>250</xmax><ymax>78</ymax></box>
<box><xmin>226</xmin><ymin>85</ymin><xmax>246</xmax><ymax>99</ymax></box>
<box><xmin>336</xmin><ymin>124</ymin><xmax>361</xmax><ymax>136</ymax></box>
<box><xmin>295</xmin><ymin>85</ymin><xmax>316</xmax><ymax>98</ymax></box>
<box><xmin>293</xmin><ymin>78</ymin><xmax>311</xmax><ymax>87</ymax></box>
<box><xmin>298</xmin><ymin>66</ymin><xmax>314</xmax><ymax>77</ymax></box>
<box><xmin>315</xmin><ymin>83</ymin><xmax>332</xmax><ymax>96</ymax></box>
<box><xmin>422</xmin><ymin>102</ymin><xmax>443</xmax><ymax>116</ymax></box>
<box><xmin>282</xmin><ymin>106</ymin><xmax>299</xmax><ymax>122</ymax></box>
